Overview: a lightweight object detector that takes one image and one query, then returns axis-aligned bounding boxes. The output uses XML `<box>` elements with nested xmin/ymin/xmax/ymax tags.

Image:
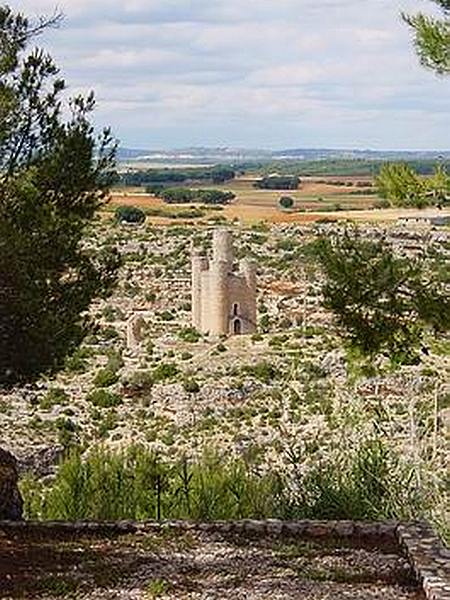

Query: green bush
<box><xmin>152</xmin><ymin>362</ymin><xmax>178</xmax><ymax>383</ymax></box>
<box><xmin>183</xmin><ymin>378</ymin><xmax>200</xmax><ymax>393</ymax></box>
<box><xmin>279</xmin><ymin>196</ymin><xmax>295</xmax><ymax>210</ymax></box>
<box><xmin>64</xmin><ymin>348</ymin><xmax>91</xmax><ymax>373</ymax></box>
<box><xmin>178</xmin><ymin>327</ymin><xmax>201</xmax><ymax>343</ymax></box>
<box><xmin>93</xmin><ymin>368</ymin><xmax>119</xmax><ymax>388</ymax></box>
<box><xmin>241</xmin><ymin>362</ymin><xmax>279</xmax><ymax>384</ymax></box>
<box><xmin>55</xmin><ymin>417</ymin><xmax>79</xmax><ymax>449</ymax></box>
<box><xmin>115</xmin><ymin>205</ymin><xmax>146</xmax><ymax>224</ymax></box>
<box><xmin>21</xmin><ymin>439</ymin><xmax>428</xmax><ymax>525</ymax></box>
<box><xmin>40</xmin><ymin>387</ymin><xmax>69</xmax><ymax>410</ymax></box>
<box><xmin>87</xmin><ymin>389</ymin><xmax>122</xmax><ymax>408</ymax></box>
<box><xmin>105</xmin><ymin>350</ymin><xmax>124</xmax><ymax>372</ymax></box>
<box><xmin>122</xmin><ymin>371</ymin><xmax>154</xmax><ymax>395</ymax></box>
<box><xmin>158</xmin><ymin>310</ymin><xmax>175</xmax><ymax>322</ymax></box>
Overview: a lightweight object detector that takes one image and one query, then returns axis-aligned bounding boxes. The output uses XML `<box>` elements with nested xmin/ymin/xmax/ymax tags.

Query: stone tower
<box><xmin>192</xmin><ymin>229</ymin><xmax>257</xmax><ymax>336</ymax></box>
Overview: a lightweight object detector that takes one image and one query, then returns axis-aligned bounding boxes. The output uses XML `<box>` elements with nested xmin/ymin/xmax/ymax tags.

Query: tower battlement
<box><xmin>191</xmin><ymin>229</ymin><xmax>257</xmax><ymax>336</ymax></box>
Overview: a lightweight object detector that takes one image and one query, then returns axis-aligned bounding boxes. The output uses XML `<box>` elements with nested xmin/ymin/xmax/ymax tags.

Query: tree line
<box><xmin>118</xmin><ymin>167</ymin><xmax>236</xmax><ymax>187</ymax></box>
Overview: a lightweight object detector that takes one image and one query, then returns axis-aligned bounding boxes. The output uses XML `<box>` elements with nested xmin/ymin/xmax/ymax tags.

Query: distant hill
<box><xmin>117</xmin><ymin>146</ymin><xmax>450</xmax><ymax>165</ymax></box>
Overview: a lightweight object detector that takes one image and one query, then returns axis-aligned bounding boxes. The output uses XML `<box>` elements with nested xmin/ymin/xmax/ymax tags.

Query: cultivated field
<box><xmin>110</xmin><ymin>176</ymin><xmax>449</xmax><ymax>225</ymax></box>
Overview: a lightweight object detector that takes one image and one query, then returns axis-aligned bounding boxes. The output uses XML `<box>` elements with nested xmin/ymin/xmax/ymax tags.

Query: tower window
<box><xmin>233</xmin><ymin>303</ymin><xmax>239</xmax><ymax>316</ymax></box>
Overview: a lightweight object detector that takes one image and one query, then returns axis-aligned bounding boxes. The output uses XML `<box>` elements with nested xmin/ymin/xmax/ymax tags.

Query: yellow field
<box><xmin>109</xmin><ymin>176</ymin><xmax>449</xmax><ymax>225</ymax></box>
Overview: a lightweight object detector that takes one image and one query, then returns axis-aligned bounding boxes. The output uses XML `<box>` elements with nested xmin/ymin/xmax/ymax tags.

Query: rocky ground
<box><xmin>0</xmin><ymin>220</ymin><xmax>448</xmax><ymax>528</ymax></box>
<box><xmin>0</xmin><ymin>527</ymin><xmax>424</xmax><ymax>599</ymax></box>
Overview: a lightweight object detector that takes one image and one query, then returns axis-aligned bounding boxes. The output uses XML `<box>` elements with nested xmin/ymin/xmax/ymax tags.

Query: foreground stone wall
<box><xmin>0</xmin><ymin>519</ymin><xmax>448</xmax><ymax>598</ymax></box>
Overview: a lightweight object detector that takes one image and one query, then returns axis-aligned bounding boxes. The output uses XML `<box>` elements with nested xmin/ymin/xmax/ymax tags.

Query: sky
<box><xmin>12</xmin><ymin>0</ymin><xmax>450</xmax><ymax>150</ymax></box>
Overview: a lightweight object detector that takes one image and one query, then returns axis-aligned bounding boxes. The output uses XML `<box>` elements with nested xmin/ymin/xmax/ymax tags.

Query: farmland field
<box><xmin>110</xmin><ymin>175</ymin><xmax>449</xmax><ymax>225</ymax></box>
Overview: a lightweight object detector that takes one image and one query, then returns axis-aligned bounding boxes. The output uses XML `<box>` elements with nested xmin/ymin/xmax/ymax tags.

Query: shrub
<box><xmin>99</xmin><ymin>325</ymin><xmax>119</xmax><ymax>340</ymax></box>
<box><xmin>158</xmin><ymin>310</ymin><xmax>175</xmax><ymax>322</ymax></box>
<box><xmin>93</xmin><ymin>368</ymin><xmax>119</xmax><ymax>388</ymax></box>
<box><xmin>183</xmin><ymin>378</ymin><xmax>200</xmax><ymax>394</ymax></box>
<box><xmin>279</xmin><ymin>196</ymin><xmax>294</xmax><ymax>210</ymax></box>
<box><xmin>55</xmin><ymin>417</ymin><xmax>79</xmax><ymax>449</ymax></box>
<box><xmin>87</xmin><ymin>389</ymin><xmax>122</xmax><ymax>408</ymax></box>
<box><xmin>105</xmin><ymin>350</ymin><xmax>124</xmax><ymax>372</ymax></box>
<box><xmin>40</xmin><ymin>387</ymin><xmax>69</xmax><ymax>410</ymax></box>
<box><xmin>259</xmin><ymin>314</ymin><xmax>271</xmax><ymax>333</ymax></box>
<box><xmin>251</xmin><ymin>333</ymin><xmax>263</xmax><ymax>342</ymax></box>
<box><xmin>178</xmin><ymin>327</ymin><xmax>201</xmax><ymax>343</ymax></box>
<box><xmin>122</xmin><ymin>371</ymin><xmax>154</xmax><ymax>395</ymax></box>
<box><xmin>152</xmin><ymin>362</ymin><xmax>178</xmax><ymax>382</ymax></box>
<box><xmin>241</xmin><ymin>362</ymin><xmax>279</xmax><ymax>384</ymax></box>
<box><xmin>64</xmin><ymin>348</ymin><xmax>91</xmax><ymax>373</ymax></box>
<box><xmin>115</xmin><ymin>205</ymin><xmax>146</xmax><ymax>224</ymax></box>
<box><xmin>373</xmin><ymin>198</ymin><xmax>391</xmax><ymax>209</ymax></box>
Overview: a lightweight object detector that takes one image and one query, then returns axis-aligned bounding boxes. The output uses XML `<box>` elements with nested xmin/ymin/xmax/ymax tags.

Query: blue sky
<box><xmin>14</xmin><ymin>0</ymin><xmax>450</xmax><ymax>150</ymax></box>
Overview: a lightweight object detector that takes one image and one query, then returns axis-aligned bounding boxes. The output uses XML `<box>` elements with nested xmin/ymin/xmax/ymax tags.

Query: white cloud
<box><xmin>11</xmin><ymin>0</ymin><xmax>450</xmax><ymax>149</ymax></box>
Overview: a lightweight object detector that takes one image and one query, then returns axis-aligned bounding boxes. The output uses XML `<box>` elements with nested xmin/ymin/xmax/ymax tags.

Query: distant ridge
<box><xmin>117</xmin><ymin>146</ymin><xmax>450</xmax><ymax>164</ymax></box>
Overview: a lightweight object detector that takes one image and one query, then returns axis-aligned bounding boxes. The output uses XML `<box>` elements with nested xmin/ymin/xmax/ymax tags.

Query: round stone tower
<box><xmin>209</xmin><ymin>229</ymin><xmax>232</xmax><ymax>335</ymax></box>
<box><xmin>190</xmin><ymin>228</ymin><xmax>257</xmax><ymax>336</ymax></box>
<box><xmin>213</xmin><ymin>229</ymin><xmax>233</xmax><ymax>269</ymax></box>
<box><xmin>240</xmin><ymin>258</ymin><xmax>257</xmax><ymax>331</ymax></box>
<box><xmin>191</xmin><ymin>250</ymin><xmax>209</xmax><ymax>330</ymax></box>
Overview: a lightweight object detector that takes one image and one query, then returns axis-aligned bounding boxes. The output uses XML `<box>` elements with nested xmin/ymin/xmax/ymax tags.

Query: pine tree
<box><xmin>0</xmin><ymin>7</ymin><xmax>120</xmax><ymax>384</ymax></box>
<box><xmin>404</xmin><ymin>0</ymin><xmax>450</xmax><ymax>74</ymax></box>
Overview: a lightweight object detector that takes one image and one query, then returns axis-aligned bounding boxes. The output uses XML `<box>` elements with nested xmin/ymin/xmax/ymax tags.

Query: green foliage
<box><xmin>426</xmin><ymin>163</ymin><xmax>450</xmax><ymax>205</ymax></box>
<box><xmin>376</xmin><ymin>162</ymin><xmax>450</xmax><ymax>207</ymax></box>
<box><xmin>290</xmin><ymin>439</ymin><xmax>422</xmax><ymax>520</ymax></box>
<box><xmin>312</xmin><ymin>227</ymin><xmax>450</xmax><ymax>358</ymax></box>
<box><xmin>87</xmin><ymin>389</ymin><xmax>122</xmax><ymax>408</ymax></box>
<box><xmin>183</xmin><ymin>378</ymin><xmax>200</xmax><ymax>393</ymax></box>
<box><xmin>403</xmin><ymin>1</ymin><xmax>450</xmax><ymax>74</ymax></box>
<box><xmin>259</xmin><ymin>314</ymin><xmax>271</xmax><ymax>333</ymax></box>
<box><xmin>278</xmin><ymin>196</ymin><xmax>295</xmax><ymax>210</ymax></box>
<box><xmin>145</xmin><ymin>579</ymin><xmax>170</xmax><ymax>599</ymax></box>
<box><xmin>122</xmin><ymin>370</ymin><xmax>154</xmax><ymax>395</ymax></box>
<box><xmin>119</xmin><ymin>166</ymin><xmax>235</xmax><ymax>187</ymax></box>
<box><xmin>158</xmin><ymin>310</ymin><xmax>175</xmax><ymax>321</ymax></box>
<box><xmin>64</xmin><ymin>347</ymin><xmax>92</xmax><ymax>373</ymax></box>
<box><xmin>115</xmin><ymin>205</ymin><xmax>146</xmax><ymax>224</ymax></box>
<box><xmin>152</xmin><ymin>362</ymin><xmax>178</xmax><ymax>383</ymax></box>
<box><xmin>159</xmin><ymin>187</ymin><xmax>235</xmax><ymax>205</ymax></box>
<box><xmin>255</xmin><ymin>175</ymin><xmax>299</xmax><ymax>190</ymax></box>
<box><xmin>22</xmin><ymin>441</ymin><xmax>427</xmax><ymax>523</ymax></box>
<box><xmin>0</xmin><ymin>6</ymin><xmax>120</xmax><ymax>384</ymax></box>
<box><xmin>56</xmin><ymin>417</ymin><xmax>79</xmax><ymax>449</ymax></box>
<box><xmin>375</xmin><ymin>163</ymin><xmax>428</xmax><ymax>208</ymax></box>
<box><xmin>178</xmin><ymin>326</ymin><xmax>201</xmax><ymax>343</ymax></box>
<box><xmin>241</xmin><ymin>361</ymin><xmax>279</xmax><ymax>384</ymax></box>
<box><xmin>105</xmin><ymin>349</ymin><xmax>124</xmax><ymax>372</ymax></box>
<box><xmin>40</xmin><ymin>387</ymin><xmax>69</xmax><ymax>409</ymax></box>
<box><xmin>93</xmin><ymin>368</ymin><xmax>119</xmax><ymax>388</ymax></box>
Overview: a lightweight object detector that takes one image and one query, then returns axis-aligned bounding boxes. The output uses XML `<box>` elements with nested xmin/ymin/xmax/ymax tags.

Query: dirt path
<box><xmin>0</xmin><ymin>528</ymin><xmax>424</xmax><ymax>599</ymax></box>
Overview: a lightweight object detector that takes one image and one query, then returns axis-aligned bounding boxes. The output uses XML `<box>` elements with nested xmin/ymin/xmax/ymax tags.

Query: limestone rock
<box><xmin>19</xmin><ymin>445</ymin><xmax>64</xmax><ymax>478</ymax></box>
<box><xmin>0</xmin><ymin>447</ymin><xmax>23</xmax><ymax>520</ymax></box>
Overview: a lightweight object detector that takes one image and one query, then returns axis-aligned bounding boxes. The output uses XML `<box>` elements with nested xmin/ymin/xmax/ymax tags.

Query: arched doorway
<box><xmin>233</xmin><ymin>319</ymin><xmax>242</xmax><ymax>335</ymax></box>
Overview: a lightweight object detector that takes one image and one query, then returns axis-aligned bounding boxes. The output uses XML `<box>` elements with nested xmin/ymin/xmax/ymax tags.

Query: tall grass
<box><xmin>21</xmin><ymin>439</ymin><xmax>431</xmax><ymax>524</ymax></box>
